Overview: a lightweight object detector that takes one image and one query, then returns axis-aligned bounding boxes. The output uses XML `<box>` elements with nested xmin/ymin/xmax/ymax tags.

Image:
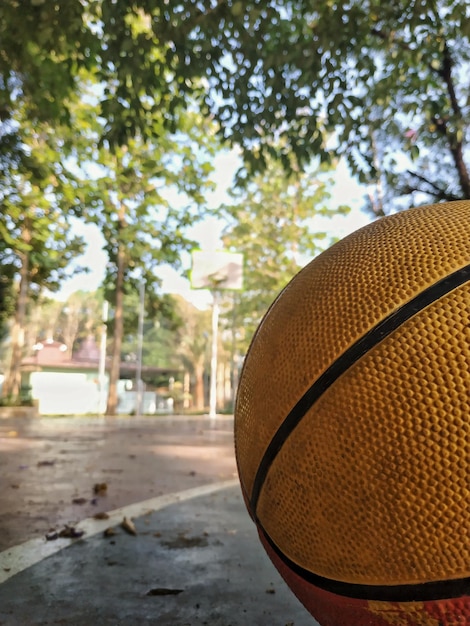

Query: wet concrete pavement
<box><xmin>0</xmin><ymin>415</ymin><xmax>315</xmax><ymax>625</ymax></box>
<box><xmin>0</xmin><ymin>415</ymin><xmax>238</xmax><ymax>551</ymax></box>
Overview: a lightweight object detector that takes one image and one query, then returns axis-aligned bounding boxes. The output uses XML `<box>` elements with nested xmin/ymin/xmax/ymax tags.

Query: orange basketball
<box><xmin>234</xmin><ymin>201</ymin><xmax>470</xmax><ymax>626</ymax></box>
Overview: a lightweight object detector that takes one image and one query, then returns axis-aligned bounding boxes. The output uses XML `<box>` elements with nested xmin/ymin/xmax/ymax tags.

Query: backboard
<box><xmin>191</xmin><ymin>250</ymin><xmax>243</xmax><ymax>290</ymax></box>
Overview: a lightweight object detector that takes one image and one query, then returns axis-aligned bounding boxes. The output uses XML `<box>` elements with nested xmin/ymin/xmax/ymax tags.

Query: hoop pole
<box><xmin>209</xmin><ymin>291</ymin><xmax>219</xmax><ymax>419</ymax></box>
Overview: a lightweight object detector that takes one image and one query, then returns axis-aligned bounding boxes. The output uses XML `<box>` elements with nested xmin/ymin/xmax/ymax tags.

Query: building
<box><xmin>20</xmin><ymin>337</ymin><xmax>180</xmax><ymax>416</ymax></box>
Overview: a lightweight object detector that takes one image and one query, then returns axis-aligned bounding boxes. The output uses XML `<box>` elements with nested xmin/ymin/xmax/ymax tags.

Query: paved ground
<box><xmin>0</xmin><ymin>415</ymin><xmax>316</xmax><ymax>626</ymax></box>
<box><xmin>0</xmin><ymin>415</ymin><xmax>238</xmax><ymax>551</ymax></box>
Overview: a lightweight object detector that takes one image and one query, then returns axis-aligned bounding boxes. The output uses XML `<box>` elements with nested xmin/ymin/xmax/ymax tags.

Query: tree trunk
<box><xmin>106</xmin><ymin>208</ymin><xmax>126</xmax><ymax>416</ymax></box>
<box><xmin>194</xmin><ymin>360</ymin><xmax>205</xmax><ymax>411</ymax></box>
<box><xmin>439</xmin><ymin>42</ymin><xmax>470</xmax><ymax>199</ymax></box>
<box><xmin>3</xmin><ymin>250</ymin><xmax>29</xmax><ymax>400</ymax></box>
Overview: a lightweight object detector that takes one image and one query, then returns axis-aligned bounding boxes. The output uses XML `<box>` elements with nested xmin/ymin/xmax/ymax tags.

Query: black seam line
<box><xmin>260</xmin><ymin>525</ymin><xmax>470</xmax><ymax>602</ymax></box>
<box><xmin>250</xmin><ymin>263</ymin><xmax>470</xmax><ymax>514</ymax></box>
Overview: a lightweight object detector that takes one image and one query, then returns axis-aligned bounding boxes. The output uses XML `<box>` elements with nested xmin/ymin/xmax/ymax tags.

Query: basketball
<box><xmin>234</xmin><ymin>201</ymin><xmax>470</xmax><ymax>626</ymax></box>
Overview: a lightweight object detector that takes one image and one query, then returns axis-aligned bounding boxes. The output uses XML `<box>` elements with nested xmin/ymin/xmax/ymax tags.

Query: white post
<box><xmin>98</xmin><ymin>301</ymin><xmax>108</xmax><ymax>414</ymax></box>
<box><xmin>135</xmin><ymin>280</ymin><xmax>145</xmax><ymax>417</ymax></box>
<box><xmin>209</xmin><ymin>291</ymin><xmax>219</xmax><ymax>419</ymax></box>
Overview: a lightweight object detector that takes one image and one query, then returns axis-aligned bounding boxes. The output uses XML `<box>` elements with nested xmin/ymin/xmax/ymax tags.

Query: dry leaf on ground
<box><xmin>121</xmin><ymin>517</ymin><xmax>137</xmax><ymax>535</ymax></box>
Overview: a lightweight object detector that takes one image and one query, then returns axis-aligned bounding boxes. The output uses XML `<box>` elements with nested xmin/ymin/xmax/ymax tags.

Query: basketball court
<box><xmin>0</xmin><ymin>415</ymin><xmax>314</xmax><ymax>625</ymax></box>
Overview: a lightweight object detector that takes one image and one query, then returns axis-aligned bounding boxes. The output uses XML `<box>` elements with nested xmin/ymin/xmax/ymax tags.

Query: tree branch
<box><xmin>371</xmin><ymin>25</ymin><xmax>470</xmax><ymax>199</ymax></box>
<box><xmin>437</xmin><ymin>42</ymin><xmax>470</xmax><ymax>197</ymax></box>
<box><xmin>404</xmin><ymin>169</ymin><xmax>460</xmax><ymax>202</ymax></box>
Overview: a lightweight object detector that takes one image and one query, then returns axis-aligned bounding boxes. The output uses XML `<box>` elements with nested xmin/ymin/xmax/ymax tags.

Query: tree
<box><xmin>0</xmin><ymin>112</ymin><xmax>85</xmax><ymax>400</ymax></box>
<box><xmin>0</xmin><ymin>1</ymin><xmax>99</xmax><ymax>184</ymax></box>
<box><xmin>0</xmin><ymin>5</ymin><xmax>223</xmax><ymax>409</ymax></box>
<box><xmin>0</xmin><ymin>2</ymin><xmax>94</xmax><ymax>122</ymax></box>
<box><xmin>175</xmin><ymin>296</ymin><xmax>212</xmax><ymax>410</ymax></box>
<box><xmin>0</xmin><ymin>248</ymin><xmax>16</xmax><ymax>341</ymax></box>
<box><xmin>117</xmin><ymin>290</ymin><xmax>183</xmax><ymax>372</ymax></box>
<box><xmin>147</xmin><ymin>0</ymin><xmax>470</xmax><ymax>213</ymax></box>
<box><xmin>17</xmin><ymin>291</ymin><xmax>103</xmax><ymax>364</ymax></box>
<box><xmin>57</xmin><ymin>291</ymin><xmax>104</xmax><ymax>354</ymax></box>
<box><xmin>7</xmin><ymin>2</ymin><xmax>469</xmax><ymax>214</ymax></box>
<box><xmin>81</xmin><ymin>111</ymin><xmax>219</xmax><ymax>415</ymax></box>
<box><xmin>23</xmin><ymin>297</ymin><xmax>64</xmax><ymax>351</ymax></box>
<box><xmin>0</xmin><ymin>1</ymin><xmax>205</xmax><ymax>164</ymax></box>
<box><xmin>221</xmin><ymin>157</ymin><xmax>349</xmax><ymax>353</ymax></box>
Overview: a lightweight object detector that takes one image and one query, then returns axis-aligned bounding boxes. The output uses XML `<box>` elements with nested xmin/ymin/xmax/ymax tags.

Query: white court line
<box><xmin>0</xmin><ymin>478</ymin><xmax>239</xmax><ymax>585</ymax></box>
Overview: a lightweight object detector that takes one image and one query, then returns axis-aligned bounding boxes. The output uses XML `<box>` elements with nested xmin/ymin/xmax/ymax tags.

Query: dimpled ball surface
<box><xmin>234</xmin><ymin>201</ymin><xmax>470</xmax><ymax>626</ymax></box>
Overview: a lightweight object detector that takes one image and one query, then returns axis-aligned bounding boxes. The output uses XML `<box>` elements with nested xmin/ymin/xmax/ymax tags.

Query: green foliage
<box><xmin>0</xmin><ymin>114</ymin><xmax>86</xmax><ymax>296</ymax></box>
<box><xmin>221</xmin><ymin>156</ymin><xmax>349</xmax><ymax>351</ymax></box>
<box><xmin>117</xmin><ymin>290</ymin><xmax>183</xmax><ymax>370</ymax></box>
<box><xmin>77</xmin><ymin>93</ymin><xmax>220</xmax><ymax>304</ymax></box>
<box><xmin>61</xmin><ymin>291</ymin><xmax>104</xmax><ymax>350</ymax></box>
<box><xmin>0</xmin><ymin>390</ymin><xmax>34</xmax><ymax>407</ymax></box>
<box><xmin>173</xmin><ymin>295</ymin><xmax>212</xmax><ymax>373</ymax></box>
<box><xmin>0</xmin><ymin>1</ymin><xmax>208</xmax><ymax>154</ymax></box>
<box><xmin>149</xmin><ymin>0</ymin><xmax>470</xmax><ymax>211</ymax></box>
<box><xmin>0</xmin><ymin>7</ymin><xmax>223</xmax><ymax>411</ymax></box>
<box><xmin>4</xmin><ymin>1</ymin><xmax>469</xmax><ymax>212</ymax></box>
<box><xmin>0</xmin><ymin>99</ymin><xmax>90</xmax><ymax>397</ymax></box>
<box><xmin>0</xmin><ymin>0</ymin><xmax>93</xmax><ymax>124</ymax></box>
<box><xmin>0</xmin><ymin>269</ymin><xmax>15</xmax><ymax>340</ymax></box>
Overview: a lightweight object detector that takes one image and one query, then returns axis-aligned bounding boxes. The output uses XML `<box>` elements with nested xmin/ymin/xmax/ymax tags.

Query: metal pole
<box><xmin>209</xmin><ymin>291</ymin><xmax>219</xmax><ymax>419</ymax></box>
<box><xmin>98</xmin><ymin>301</ymin><xmax>108</xmax><ymax>414</ymax></box>
<box><xmin>135</xmin><ymin>281</ymin><xmax>145</xmax><ymax>417</ymax></box>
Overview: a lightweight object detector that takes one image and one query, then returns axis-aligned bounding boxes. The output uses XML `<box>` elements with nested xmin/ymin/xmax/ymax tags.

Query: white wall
<box><xmin>30</xmin><ymin>371</ymin><xmax>103</xmax><ymax>415</ymax></box>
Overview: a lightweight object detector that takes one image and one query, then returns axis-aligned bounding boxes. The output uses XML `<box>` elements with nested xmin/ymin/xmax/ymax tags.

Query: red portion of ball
<box><xmin>259</xmin><ymin>529</ymin><xmax>470</xmax><ymax>626</ymax></box>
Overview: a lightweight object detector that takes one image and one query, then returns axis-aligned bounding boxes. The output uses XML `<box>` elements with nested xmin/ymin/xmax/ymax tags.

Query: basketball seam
<box><xmin>260</xmin><ymin>525</ymin><xmax>470</xmax><ymax>602</ymax></box>
<box><xmin>250</xmin><ymin>264</ymin><xmax>470</xmax><ymax>514</ymax></box>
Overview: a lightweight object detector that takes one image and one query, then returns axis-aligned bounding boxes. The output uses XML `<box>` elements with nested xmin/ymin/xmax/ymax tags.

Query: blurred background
<box><xmin>1</xmin><ymin>0</ymin><xmax>467</xmax><ymax>418</ymax></box>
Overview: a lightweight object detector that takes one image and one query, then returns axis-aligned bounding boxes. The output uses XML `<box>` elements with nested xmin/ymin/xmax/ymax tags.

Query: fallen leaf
<box><xmin>93</xmin><ymin>482</ymin><xmax>107</xmax><ymax>495</ymax></box>
<box><xmin>121</xmin><ymin>517</ymin><xmax>137</xmax><ymax>535</ymax></box>
<box><xmin>94</xmin><ymin>512</ymin><xmax>110</xmax><ymax>520</ymax></box>
<box><xmin>104</xmin><ymin>527</ymin><xmax>116</xmax><ymax>537</ymax></box>
<box><xmin>37</xmin><ymin>460</ymin><xmax>55</xmax><ymax>467</ymax></box>
<box><xmin>45</xmin><ymin>530</ymin><xmax>58</xmax><ymax>541</ymax></box>
<box><xmin>72</xmin><ymin>497</ymin><xmax>87</xmax><ymax>505</ymax></box>
<box><xmin>146</xmin><ymin>588</ymin><xmax>184</xmax><ymax>596</ymax></box>
<box><xmin>59</xmin><ymin>525</ymin><xmax>85</xmax><ymax>539</ymax></box>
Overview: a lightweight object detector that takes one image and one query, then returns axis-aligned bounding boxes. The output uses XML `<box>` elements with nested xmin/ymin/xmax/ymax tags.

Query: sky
<box><xmin>55</xmin><ymin>150</ymin><xmax>372</xmax><ymax>309</ymax></box>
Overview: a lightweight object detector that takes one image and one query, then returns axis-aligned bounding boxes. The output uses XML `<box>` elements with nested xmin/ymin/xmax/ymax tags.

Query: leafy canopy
<box><xmin>3</xmin><ymin>1</ymin><xmax>469</xmax><ymax>213</ymax></box>
<box><xmin>0</xmin><ymin>106</ymin><xmax>86</xmax><ymax>295</ymax></box>
<box><xmin>221</xmin><ymin>155</ymin><xmax>349</xmax><ymax>348</ymax></box>
<box><xmin>148</xmin><ymin>0</ymin><xmax>470</xmax><ymax>211</ymax></box>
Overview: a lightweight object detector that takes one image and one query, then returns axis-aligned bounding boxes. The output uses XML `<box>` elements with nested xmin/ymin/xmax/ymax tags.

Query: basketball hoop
<box><xmin>191</xmin><ymin>250</ymin><xmax>243</xmax><ymax>291</ymax></box>
<box><xmin>191</xmin><ymin>249</ymin><xmax>243</xmax><ymax>419</ymax></box>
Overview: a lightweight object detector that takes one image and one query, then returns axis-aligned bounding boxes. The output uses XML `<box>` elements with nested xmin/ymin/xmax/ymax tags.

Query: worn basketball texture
<box><xmin>234</xmin><ymin>201</ymin><xmax>470</xmax><ymax>625</ymax></box>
